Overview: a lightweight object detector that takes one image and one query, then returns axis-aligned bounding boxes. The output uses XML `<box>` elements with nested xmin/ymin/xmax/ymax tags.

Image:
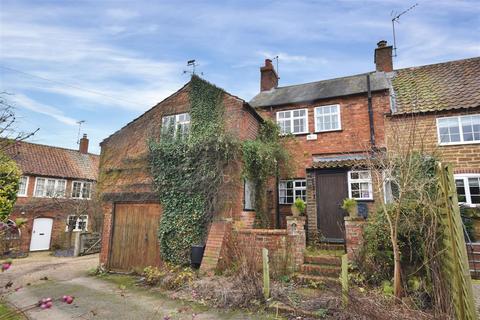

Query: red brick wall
<box><xmin>257</xmin><ymin>91</ymin><xmax>390</xmax><ymax>177</ymax></box>
<box><xmin>387</xmin><ymin>108</ymin><xmax>480</xmax><ymax>173</ymax></box>
<box><xmin>257</xmin><ymin>90</ymin><xmax>391</xmax><ymax>231</ymax></box>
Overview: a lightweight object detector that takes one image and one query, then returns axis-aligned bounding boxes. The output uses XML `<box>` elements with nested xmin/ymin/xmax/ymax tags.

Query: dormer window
<box><xmin>162</xmin><ymin>113</ymin><xmax>191</xmax><ymax>136</ymax></box>
<box><xmin>276</xmin><ymin>109</ymin><xmax>308</xmax><ymax>135</ymax></box>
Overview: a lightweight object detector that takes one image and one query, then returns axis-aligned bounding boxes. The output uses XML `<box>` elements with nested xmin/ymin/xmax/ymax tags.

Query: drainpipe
<box><xmin>366</xmin><ymin>74</ymin><xmax>376</xmax><ymax>148</ymax></box>
<box><xmin>275</xmin><ymin>163</ymin><xmax>280</xmax><ymax>229</ymax></box>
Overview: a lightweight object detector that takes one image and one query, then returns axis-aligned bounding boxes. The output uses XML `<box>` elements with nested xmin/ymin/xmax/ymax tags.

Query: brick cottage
<box><xmin>6</xmin><ymin>135</ymin><xmax>99</xmax><ymax>253</ymax></box>
<box><xmin>98</xmin><ymin>78</ymin><xmax>266</xmax><ymax>272</ymax></box>
<box><xmin>250</xmin><ymin>41</ymin><xmax>480</xmax><ymax>257</ymax></box>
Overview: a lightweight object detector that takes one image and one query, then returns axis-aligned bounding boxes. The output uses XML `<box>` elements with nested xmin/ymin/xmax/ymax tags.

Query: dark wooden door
<box><xmin>109</xmin><ymin>203</ymin><xmax>162</xmax><ymax>272</ymax></box>
<box><xmin>316</xmin><ymin>170</ymin><xmax>348</xmax><ymax>242</ymax></box>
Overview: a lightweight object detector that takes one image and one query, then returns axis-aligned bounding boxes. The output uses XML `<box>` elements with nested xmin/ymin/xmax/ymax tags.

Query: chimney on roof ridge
<box><xmin>79</xmin><ymin>134</ymin><xmax>89</xmax><ymax>154</ymax></box>
<box><xmin>374</xmin><ymin>40</ymin><xmax>393</xmax><ymax>72</ymax></box>
<box><xmin>260</xmin><ymin>58</ymin><xmax>279</xmax><ymax>92</ymax></box>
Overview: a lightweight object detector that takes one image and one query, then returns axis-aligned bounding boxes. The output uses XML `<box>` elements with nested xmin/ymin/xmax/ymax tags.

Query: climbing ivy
<box><xmin>0</xmin><ymin>152</ymin><xmax>20</xmax><ymax>221</ymax></box>
<box><xmin>149</xmin><ymin>75</ymin><xmax>292</xmax><ymax>264</ymax></box>
<box><xmin>242</xmin><ymin>120</ymin><xmax>292</xmax><ymax>227</ymax></box>
<box><xmin>149</xmin><ymin>75</ymin><xmax>238</xmax><ymax>265</ymax></box>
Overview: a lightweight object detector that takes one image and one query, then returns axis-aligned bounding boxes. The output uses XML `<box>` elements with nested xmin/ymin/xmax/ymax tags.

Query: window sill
<box><xmin>279</xmin><ymin>132</ymin><xmax>309</xmax><ymax>137</ymax></box>
<box><xmin>438</xmin><ymin>141</ymin><xmax>480</xmax><ymax>146</ymax></box>
<box><xmin>314</xmin><ymin>129</ymin><xmax>343</xmax><ymax>134</ymax></box>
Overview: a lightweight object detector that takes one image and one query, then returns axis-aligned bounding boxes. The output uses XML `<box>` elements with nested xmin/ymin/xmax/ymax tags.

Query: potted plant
<box><xmin>341</xmin><ymin>198</ymin><xmax>358</xmax><ymax>219</ymax></box>
<box><xmin>291</xmin><ymin>198</ymin><xmax>306</xmax><ymax>217</ymax></box>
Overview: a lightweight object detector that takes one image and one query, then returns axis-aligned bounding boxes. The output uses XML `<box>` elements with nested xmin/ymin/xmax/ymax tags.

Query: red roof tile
<box><xmin>392</xmin><ymin>57</ymin><xmax>480</xmax><ymax>114</ymax></box>
<box><xmin>4</xmin><ymin>141</ymin><xmax>99</xmax><ymax>181</ymax></box>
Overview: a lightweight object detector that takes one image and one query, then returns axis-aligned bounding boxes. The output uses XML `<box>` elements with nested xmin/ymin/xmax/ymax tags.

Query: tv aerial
<box><xmin>183</xmin><ymin>59</ymin><xmax>203</xmax><ymax>76</ymax></box>
<box><xmin>391</xmin><ymin>3</ymin><xmax>418</xmax><ymax>57</ymax></box>
<box><xmin>76</xmin><ymin>120</ymin><xmax>85</xmax><ymax>145</ymax></box>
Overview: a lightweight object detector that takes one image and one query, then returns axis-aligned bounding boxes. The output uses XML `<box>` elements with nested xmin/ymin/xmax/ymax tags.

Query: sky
<box><xmin>1</xmin><ymin>0</ymin><xmax>479</xmax><ymax>154</ymax></box>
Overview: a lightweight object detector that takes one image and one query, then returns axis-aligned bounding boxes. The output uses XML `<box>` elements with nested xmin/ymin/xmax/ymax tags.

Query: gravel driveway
<box><xmin>1</xmin><ymin>253</ymin><xmax>276</xmax><ymax>319</ymax></box>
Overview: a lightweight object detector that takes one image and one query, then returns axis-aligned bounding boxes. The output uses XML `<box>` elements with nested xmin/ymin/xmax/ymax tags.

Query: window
<box><xmin>383</xmin><ymin>173</ymin><xmax>399</xmax><ymax>204</ymax></box>
<box><xmin>279</xmin><ymin>179</ymin><xmax>306</xmax><ymax>204</ymax></box>
<box><xmin>244</xmin><ymin>179</ymin><xmax>255</xmax><ymax>211</ymax></box>
<box><xmin>437</xmin><ymin>114</ymin><xmax>480</xmax><ymax>145</ymax></box>
<box><xmin>348</xmin><ymin>170</ymin><xmax>373</xmax><ymax>200</ymax></box>
<box><xmin>71</xmin><ymin>181</ymin><xmax>92</xmax><ymax>199</ymax></box>
<box><xmin>34</xmin><ymin>178</ymin><xmax>66</xmax><ymax>198</ymax></box>
<box><xmin>162</xmin><ymin>113</ymin><xmax>191</xmax><ymax>136</ymax></box>
<box><xmin>315</xmin><ymin>104</ymin><xmax>341</xmax><ymax>132</ymax></box>
<box><xmin>66</xmin><ymin>215</ymin><xmax>88</xmax><ymax>232</ymax></box>
<box><xmin>276</xmin><ymin>109</ymin><xmax>308</xmax><ymax>135</ymax></box>
<box><xmin>455</xmin><ymin>174</ymin><xmax>480</xmax><ymax>206</ymax></box>
<box><xmin>17</xmin><ymin>176</ymin><xmax>29</xmax><ymax>197</ymax></box>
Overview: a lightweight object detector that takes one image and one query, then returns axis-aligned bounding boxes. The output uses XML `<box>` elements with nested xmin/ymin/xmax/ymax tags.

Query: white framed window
<box><xmin>276</xmin><ymin>109</ymin><xmax>308</xmax><ymax>135</ymax></box>
<box><xmin>279</xmin><ymin>179</ymin><xmax>306</xmax><ymax>204</ymax></box>
<box><xmin>314</xmin><ymin>104</ymin><xmax>341</xmax><ymax>132</ymax></box>
<box><xmin>244</xmin><ymin>179</ymin><xmax>255</xmax><ymax>211</ymax></box>
<box><xmin>348</xmin><ymin>170</ymin><xmax>373</xmax><ymax>200</ymax></box>
<box><xmin>66</xmin><ymin>215</ymin><xmax>88</xmax><ymax>232</ymax></box>
<box><xmin>455</xmin><ymin>174</ymin><xmax>480</xmax><ymax>206</ymax></box>
<box><xmin>162</xmin><ymin>113</ymin><xmax>191</xmax><ymax>136</ymax></box>
<box><xmin>71</xmin><ymin>181</ymin><xmax>92</xmax><ymax>199</ymax></box>
<box><xmin>437</xmin><ymin>114</ymin><xmax>480</xmax><ymax>145</ymax></box>
<box><xmin>34</xmin><ymin>177</ymin><xmax>66</xmax><ymax>198</ymax></box>
<box><xmin>17</xmin><ymin>176</ymin><xmax>29</xmax><ymax>197</ymax></box>
<box><xmin>382</xmin><ymin>172</ymin><xmax>399</xmax><ymax>204</ymax></box>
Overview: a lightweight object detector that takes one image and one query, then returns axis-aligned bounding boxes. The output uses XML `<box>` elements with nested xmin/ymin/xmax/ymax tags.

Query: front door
<box><xmin>30</xmin><ymin>218</ymin><xmax>53</xmax><ymax>251</ymax></box>
<box><xmin>316</xmin><ymin>169</ymin><xmax>348</xmax><ymax>242</ymax></box>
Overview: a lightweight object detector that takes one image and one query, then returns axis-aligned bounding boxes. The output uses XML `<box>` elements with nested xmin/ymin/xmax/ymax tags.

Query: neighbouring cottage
<box><xmin>388</xmin><ymin>56</ymin><xmax>480</xmax><ymax>239</ymax></box>
<box><xmin>98</xmin><ymin>77</ymin><xmax>264</xmax><ymax>272</ymax></box>
<box><xmin>5</xmin><ymin>135</ymin><xmax>99</xmax><ymax>254</ymax></box>
<box><xmin>250</xmin><ymin>41</ymin><xmax>393</xmax><ymax>243</ymax></box>
<box><xmin>250</xmin><ymin>41</ymin><xmax>480</xmax><ymax>256</ymax></box>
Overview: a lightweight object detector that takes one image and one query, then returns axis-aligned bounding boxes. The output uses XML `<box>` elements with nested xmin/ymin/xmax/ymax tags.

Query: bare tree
<box><xmin>0</xmin><ymin>92</ymin><xmax>38</xmax><ymax>153</ymax></box>
<box><xmin>358</xmin><ymin>113</ymin><xmax>442</xmax><ymax>300</ymax></box>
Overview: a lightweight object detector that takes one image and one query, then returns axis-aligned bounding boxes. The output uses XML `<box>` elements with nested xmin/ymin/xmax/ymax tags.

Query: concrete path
<box><xmin>1</xmin><ymin>253</ymin><xmax>276</xmax><ymax>320</ymax></box>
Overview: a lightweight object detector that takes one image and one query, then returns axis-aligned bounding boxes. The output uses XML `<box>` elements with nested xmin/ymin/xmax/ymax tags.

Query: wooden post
<box><xmin>341</xmin><ymin>254</ymin><xmax>349</xmax><ymax>308</ymax></box>
<box><xmin>437</xmin><ymin>162</ymin><xmax>477</xmax><ymax>320</ymax></box>
<box><xmin>73</xmin><ymin>232</ymin><xmax>81</xmax><ymax>257</ymax></box>
<box><xmin>262</xmin><ymin>248</ymin><xmax>270</xmax><ymax>300</ymax></box>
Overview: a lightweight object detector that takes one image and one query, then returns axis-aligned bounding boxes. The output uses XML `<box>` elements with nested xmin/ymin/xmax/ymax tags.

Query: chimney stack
<box><xmin>374</xmin><ymin>40</ymin><xmax>393</xmax><ymax>72</ymax></box>
<box><xmin>260</xmin><ymin>59</ymin><xmax>279</xmax><ymax>91</ymax></box>
<box><xmin>79</xmin><ymin>134</ymin><xmax>89</xmax><ymax>154</ymax></box>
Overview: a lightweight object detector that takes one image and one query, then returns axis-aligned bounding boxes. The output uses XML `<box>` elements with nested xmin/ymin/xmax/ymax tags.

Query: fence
<box><xmin>437</xmin><ymin>162</ymin><xmax>477</xmax><ymax>320</ymax></box>
<box><xmin>74</xmin><ymin>232</ymin><xmax>102</xmax><ymax>256</ymax></box>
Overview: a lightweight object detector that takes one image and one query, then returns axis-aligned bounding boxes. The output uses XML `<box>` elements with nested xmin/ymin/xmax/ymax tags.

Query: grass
<box><xmin>0</xmin><ymin>302</ymin><xmax>26</xmax><ymax>320</ymax></box>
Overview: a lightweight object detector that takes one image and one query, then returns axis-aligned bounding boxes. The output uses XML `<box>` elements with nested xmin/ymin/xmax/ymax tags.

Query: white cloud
<box><xmin>10</xmin><ymin>94</ymin><xmax>78</xmax><ymax>126</ymax></box>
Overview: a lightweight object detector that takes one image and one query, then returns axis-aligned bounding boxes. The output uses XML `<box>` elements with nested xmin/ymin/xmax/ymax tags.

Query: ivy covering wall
<box><xmin>0</xmin><ymin>152</ymin><xmax>20</xmax><ymax>221</ymax></box>
<box><xmin>149</xmin><ymin>75</ymin><xmax>237</xmax><ymax>264</ymax></box>
<box><xmin>149</xmin><ymin>75</ymin><xmax>291</xmax><ymax>264</ymax></box>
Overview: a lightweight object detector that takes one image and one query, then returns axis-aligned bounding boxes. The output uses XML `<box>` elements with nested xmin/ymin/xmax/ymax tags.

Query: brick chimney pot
<box><xmin>79</xmin><ymin>134</ymin><xmax>89</xmax><ymax>154</ymax></box>
<box><xmin>374</xmin><ymin>40</ymin><xmax>393</xmax><ymax>72</ymax></box>
<box><xmin>260</xmin><ymin>59</ymin><xmax>279</xmax><ymax>91</ymax></box>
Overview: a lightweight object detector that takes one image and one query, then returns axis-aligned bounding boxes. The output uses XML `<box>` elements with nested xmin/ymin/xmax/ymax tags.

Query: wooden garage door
<box><xmin>109</xmin><ymin>203</ymin><xmax>162</xmax><ymax>272</ymax></box>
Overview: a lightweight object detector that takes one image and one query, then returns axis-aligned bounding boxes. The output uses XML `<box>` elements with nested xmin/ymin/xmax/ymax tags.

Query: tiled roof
<box><xmin>249</xmin><ymin>72</ymin><xmax>390</xmax><ymax>108</ymax></box>
<box><xmin>4</xmin><ymin>141</ymin><xmax>99</xmax><ymax>181</ymax></box>
<box><xmin>391</xmin><ymin>57</ymin><xmax>480</xmax><ymax>114</ymax></box>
